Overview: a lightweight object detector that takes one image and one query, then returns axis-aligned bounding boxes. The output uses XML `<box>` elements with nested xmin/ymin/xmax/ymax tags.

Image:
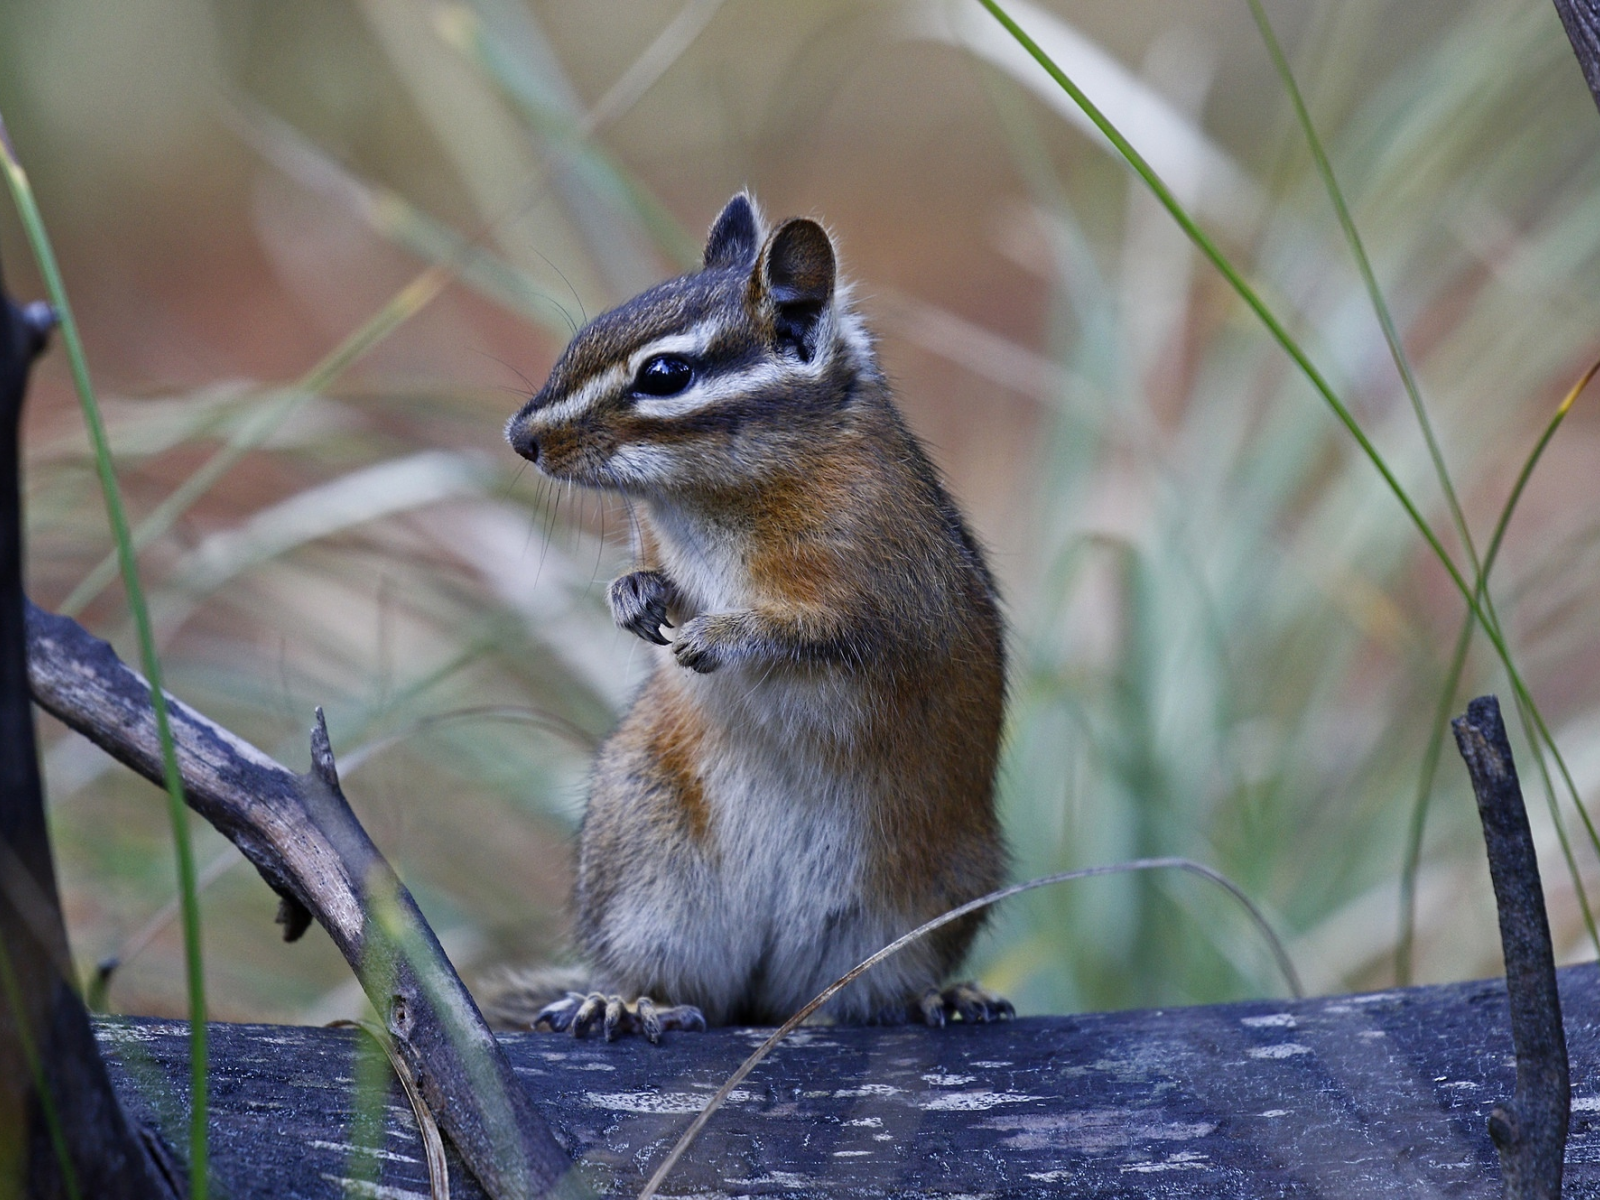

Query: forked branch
<box><xmin>26</xmin><ymin>604</ymin><xmax>578</xmax><ymax>1200</ymax></box>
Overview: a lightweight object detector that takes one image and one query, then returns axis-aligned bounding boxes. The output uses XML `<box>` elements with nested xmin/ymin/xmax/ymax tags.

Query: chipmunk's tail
<box><xmin>474</xmin><ymin>963</ymin><xmax>592</xmax><ymax>1030</ymax></box>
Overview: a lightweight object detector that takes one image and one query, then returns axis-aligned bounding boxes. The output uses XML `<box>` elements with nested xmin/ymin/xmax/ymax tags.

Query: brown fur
<box><xmin>499</xmin><ymin>194</ymin><xmax>1007</xmax><ymax>1029</ymax></box>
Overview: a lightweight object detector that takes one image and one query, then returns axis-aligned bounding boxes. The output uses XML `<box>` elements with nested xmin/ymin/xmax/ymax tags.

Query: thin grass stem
<box><xmin>330</xmin><ymin>1019</ymin><xmax>451</xmax><ymax>1200</ymax></box>
<box><xmin>60</xmin><ymin>267</ymin><xmax>451</xmax><ymax>617</ymax></box>
<box><xmin>1396</xmin><ymin>612</ymin><xmax>1472</xmax><ymax>983</ymax></box>
<box><xmin>1246</xmin><ymin>0</ymin><xmax>1479</xmax><ymax>581</ymax></box>
<box><xmin>0</xmin><ymin>113</ymin><xmax>208</xmax><ymax>1199</ymax></box>
<box><xmin>1396</xmin><ymin>360</ymin><xmax>1600</xmax><ymax>977</ymax></box>
<box><xmin>975</xmin><ymin>0</ymin><xmax>1600</xmax><ymax>946</ymax></box>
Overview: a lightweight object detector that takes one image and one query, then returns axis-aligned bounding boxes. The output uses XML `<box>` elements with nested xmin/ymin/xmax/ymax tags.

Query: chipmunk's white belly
<box><xmin>601</xmin><ymin>677</ymin><xmax>934</xmax><ymax>1023</ymax></box>
<box><xmin>614</xmin><ymin>505</ymin><xmax>939</xmax><ymax>1019</ymax></box>
<box><xmin>698</xmin><ymin>731</ymin><xmax>929</xmax><ymax>1022</ymax></box>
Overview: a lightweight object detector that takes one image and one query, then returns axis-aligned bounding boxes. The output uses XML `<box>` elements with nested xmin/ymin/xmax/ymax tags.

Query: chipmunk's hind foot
<box><xmin>915</xmin><ymin>981</ymin><xmax>1014</xmax><ymax>1028</ymax></box>
<box><xmin>535</xmin><ymin>991</ymin><xmax>707</xmax><ymax>1044</ymax></box>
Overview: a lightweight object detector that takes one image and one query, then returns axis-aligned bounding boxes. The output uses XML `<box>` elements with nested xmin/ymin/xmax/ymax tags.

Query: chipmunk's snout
<box><xmin>508</xmin><ymin>418</ymin><xmax>539</xmax><ymax>464</ymax></box>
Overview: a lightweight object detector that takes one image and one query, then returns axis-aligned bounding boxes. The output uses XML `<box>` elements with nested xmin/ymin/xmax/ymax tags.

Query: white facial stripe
<box><xmin>626</xmin><ymin>322</ymin><xmax>724</xmax><ymax>379</ymax></box>
<box><xmin>524</xmin><ymin>365</ymin><xmax>627</xmax><ymax>427</ymax></box>
<box><xmin>520</xmin><ymin>300</ymin><xmax>848</xmax><ymax>433</ymax></box>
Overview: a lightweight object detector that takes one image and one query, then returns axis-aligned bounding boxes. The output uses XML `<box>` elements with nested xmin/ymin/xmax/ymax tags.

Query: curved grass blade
<box><xmin>60</xmin><ymin>267</ymin><xmax>451</xmax><ymax>617</ymax></box>
<box><xmin>0</xmin><ymin>113</ymin><xmax>209</xmax><ymax>1199</ymax></box>
<box><xmin>1397</xmin><ymin>357</ymin><xmax>1600</xmax><ymax>979</ymax></box>
<box><xmin>1246</xmin><ymin>0</ymin><xmax>1479</xmax><ymax>582</ymax></box>
<box><xmin>327</xmin><ymin>1019</ymin><xmax>451</xmax><ymax>1200</ymax></box>
<box><xmin>974</xmin><ymin>0</ymin><xmax>1464</xmax><ymax>603</ymax></box>
<box><xmin>637</xmin><ymin>856</ymin><xmax>1299</xmax><ymax>1200</ymax></box>
<box><xmin>974</xmin><ymin>0</ymin><xmax>1600</xmax><ymax>933</ymax></box>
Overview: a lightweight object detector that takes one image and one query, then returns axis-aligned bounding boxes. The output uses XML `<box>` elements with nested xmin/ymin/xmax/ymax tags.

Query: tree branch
<box><xmin>26</xmin><ymin>602</ymin><xmax>580</xmax><ymax>1200</ymax></box>
<box><xmin>1551</xmin><ymin>0</ymin><xmax>1600</xmax><ymax>116</ymax></box>
<box><xmin>1453</xmin><ymin>695</ymin><xmax>1569</xmax><ymax>1200</ymax></box>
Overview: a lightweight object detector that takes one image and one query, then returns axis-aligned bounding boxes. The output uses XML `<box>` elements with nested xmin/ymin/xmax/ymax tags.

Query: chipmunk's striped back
<box><xmin>498</xmin><ymin>194</ymin><xmax>1008</xmax><ymax>1035</ymax></box>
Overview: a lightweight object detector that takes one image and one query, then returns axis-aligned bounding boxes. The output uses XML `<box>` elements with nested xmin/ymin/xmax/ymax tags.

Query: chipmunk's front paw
<box><xmin>610</xmin><ymin>571</ymin><xmax>675</xmax><ymax>645</ymax></box>
<box><xmin>534</xmin><ymin>991</ymin><xmax>706</xmax><ymax>1044</ymax></box>
<box><xmin>671</xmin><ymin>614</ymin><xmax>734</xmax><ymax>673</ymax></box>
<box><xmin>914</xmin><ymin>981</ymin><xmax>1014</xmax><ymax>1028</ymax></box>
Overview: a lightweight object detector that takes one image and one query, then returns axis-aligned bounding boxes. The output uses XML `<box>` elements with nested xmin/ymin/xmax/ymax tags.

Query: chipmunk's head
<box><xmin>506</xmin><ymin>193</ymin><xmax>870</xmax><ymax>494</ymax></box>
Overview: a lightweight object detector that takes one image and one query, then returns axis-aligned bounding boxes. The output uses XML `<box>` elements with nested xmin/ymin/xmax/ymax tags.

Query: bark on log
<box><xmin>25</xmin><ymin>603</ymin><xmax>579</xmax><ymax>1199</ymax></box>
<box><xmin>96</xmin><ymin>965</ymin><xmax>1600</xmax><ymax>1198</ymax></box>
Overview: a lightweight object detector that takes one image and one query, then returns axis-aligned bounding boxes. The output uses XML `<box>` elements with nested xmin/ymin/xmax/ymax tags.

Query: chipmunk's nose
<box><xmin>509</xmin><ymin>424</ymin><xmax>540</xmax><ymax>463</ymax></box>
<box><xmin>506</xmin><ymin>404</ymin><xmax>542</xmax><ymax>462</ymax></box>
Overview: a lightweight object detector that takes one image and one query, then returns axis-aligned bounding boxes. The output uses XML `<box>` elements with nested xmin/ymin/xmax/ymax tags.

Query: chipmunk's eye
<box><xmin>633</xmin><ymin>355</ymin><xmax>694</xmax><ymax>397</ymax></box>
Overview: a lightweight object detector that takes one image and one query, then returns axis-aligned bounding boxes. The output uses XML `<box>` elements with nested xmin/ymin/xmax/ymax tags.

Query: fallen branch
<box><xmin>1453</xmin><ymin>695</ymin><xmax>1569</xmax><ymax>1200</ymax></box>
<box><xmin>26</xmin><ymin>604</ymin><xmax>577</xmax><ymax>1200</ymax></box>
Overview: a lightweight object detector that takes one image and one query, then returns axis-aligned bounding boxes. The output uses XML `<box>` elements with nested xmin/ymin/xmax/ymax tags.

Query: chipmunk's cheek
<box><xmin>608</xmin><ymin>443</ymin><xmax>678</xmax><ymax>486</ymax></box>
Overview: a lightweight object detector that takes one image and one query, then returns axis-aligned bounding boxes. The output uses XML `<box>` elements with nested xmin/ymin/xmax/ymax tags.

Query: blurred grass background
<box><xmin>3</xmin><ymin>0</ymin><xmax>1600</xmax><ymax>1025</ymax></box>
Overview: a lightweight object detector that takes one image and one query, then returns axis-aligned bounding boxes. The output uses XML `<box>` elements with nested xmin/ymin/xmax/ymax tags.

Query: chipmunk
<box><xmin>490</xmin><ymin>193</ymin><xmax>1009</xmax><ymax>1041</ymax></box>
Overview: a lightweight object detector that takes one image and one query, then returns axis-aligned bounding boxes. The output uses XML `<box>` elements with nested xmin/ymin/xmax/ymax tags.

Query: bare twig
<box><xmin>25</xmin><ymin>605</ymin><xmax>580</xmax><ymax>1200</ymax></box>
<box><xmin>1453</xmin><ymin>695</ymin><xmax>1569</xmax><ymax>1200</ymax></box>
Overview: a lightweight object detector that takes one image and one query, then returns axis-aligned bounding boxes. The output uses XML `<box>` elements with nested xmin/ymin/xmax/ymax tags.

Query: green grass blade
<box><xmin>1485</xmin><ymin>359</ymin><xmax>1600</xmax><ymax>574</ymax></box>
<box><xmin>1245</xmin><ymin>0</ymin><xmax>1479</xmax><ymax>581</ymax></box>
<box><xmin>436</xmin><ymin>0</ymin><xmax>701</xmax><ymax>269</ymax></box>
<box><xmin>1383</xmin><ymin>346</ymin><xmax>1600</xmax><ymax>982</ymax></box>
<box><xmin>974</xmin><ymin>0</ymin><xmax>1600</xmax><ymax>944</ymax></box>
<box><xmin>60</xmin><ymin>267</ymin><xmax>451</xmax><ymax>617</ymax></box>
<box><xmin>974</xmin><ymin>0</ymin><xmax>1467</xmax><ymax>604</ymax></box>
<box><xmin>0</xmin><ymin>114</ymin><xmax>208</xmax><ymax>1200</ymax></box>
<box><xmin>1395</xmin><ymin>610</ymin><xmax>1471</xmax><ymax>984</ymax></box>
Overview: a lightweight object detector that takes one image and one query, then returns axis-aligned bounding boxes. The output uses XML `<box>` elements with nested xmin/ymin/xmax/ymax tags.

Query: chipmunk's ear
<box><xmin>704</xmin><ymin>193</ymin><xmax>762</xmax><ymax>270</ymax></box>
<box><xmin>755</xmin><ymin>217</ymin><xmax>835</xmax><ymax>362</ymax></box>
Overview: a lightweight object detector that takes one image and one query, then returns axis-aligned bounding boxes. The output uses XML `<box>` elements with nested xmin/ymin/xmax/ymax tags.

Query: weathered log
<box><xmin>1453</xmin><ymin>697</ymin><xmax>1569</xmax><ymax>1200</ymax></box>
<box><xmin>25</xmin><ymin>604</ymin><xmax>577</xmax><ymax>1199</ymax></box>
<box><xmin>97</xmin><ymin>964</ymin><xmax>1600</xmax><ymax>1199</ymax></box>
<box><xmin>1</xmin><ymin>266</ymin><xmax>177</xmax><ymax>1198</ymax></box>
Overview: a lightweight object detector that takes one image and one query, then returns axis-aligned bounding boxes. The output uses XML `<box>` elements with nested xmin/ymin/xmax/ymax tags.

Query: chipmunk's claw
<box><xmin>532</xmin><ymin>991</ymin><xmax>584</xmax><ymax>1033</ymax></box>
<box><xmin>915</xmin><ymin>981</ymin><xmax>1014</xmax><ymax>1027</ymax></box>
<box><xmin>609</xmin><ymin>571</ymin><xmax>675</xmax><ymax>646</ymax></box>
<box><xmin>535</xmin><ymin>991</ymin><xmax>705</xmax><ymax>1044</ymax></box>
